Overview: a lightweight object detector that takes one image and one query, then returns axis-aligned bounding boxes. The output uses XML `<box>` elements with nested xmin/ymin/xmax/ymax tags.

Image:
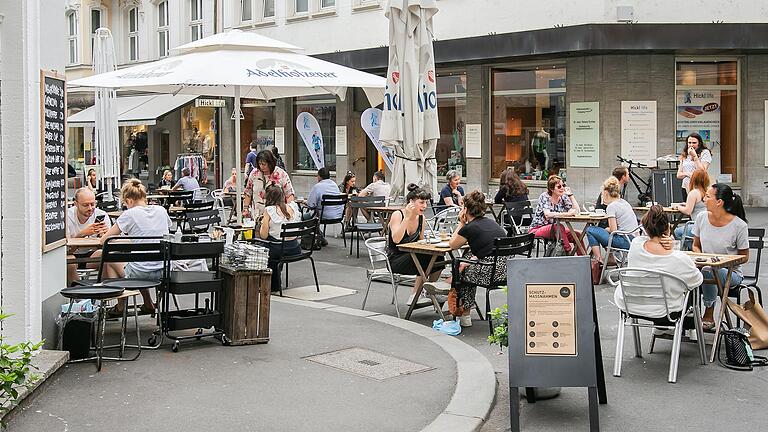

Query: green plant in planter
<box><xmin>0</xmin><ymin>312</ymin><xmax>43</xmax><ymax>419</ymax></box>
<box><xmin>487</xmin><ymin>304</ymin><xmax>508</xmax><ymax>348</ymax></box>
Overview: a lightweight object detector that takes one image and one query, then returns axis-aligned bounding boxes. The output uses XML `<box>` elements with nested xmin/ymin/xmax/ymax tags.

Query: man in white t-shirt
<box><xmin>66</xmin><ymin>188</ymin><xmax>111</xmax><ymax>285</ymax></box>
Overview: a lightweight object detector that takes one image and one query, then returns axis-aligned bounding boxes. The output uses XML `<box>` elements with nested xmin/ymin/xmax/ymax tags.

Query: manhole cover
<box><xmin>304</xmin><ymin>347</ymin><xmax>433</xmax><ymax>381</ymax></box>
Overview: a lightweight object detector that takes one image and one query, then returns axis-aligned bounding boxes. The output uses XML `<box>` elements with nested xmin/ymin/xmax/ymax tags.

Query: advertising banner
<box><xmin>296</xmin><ymin>112</ymin><xmax>324</xmax><ymax>169</ymax></box>
<box><xmin>361</xmin><ymin>108</ymin><xmax>395</xmax><ymax>170</ymax></box>
<box><xmin>676</xmin><ymin>90</ymin><xmax>721</xmax><ymax>174</ymax></box>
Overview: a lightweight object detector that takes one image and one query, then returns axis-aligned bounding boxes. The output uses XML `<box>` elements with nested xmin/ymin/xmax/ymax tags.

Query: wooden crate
<box><xmin>220</xmin><ymin>267</ymin><xmax>271</xmax><ymax>345</ymax></box>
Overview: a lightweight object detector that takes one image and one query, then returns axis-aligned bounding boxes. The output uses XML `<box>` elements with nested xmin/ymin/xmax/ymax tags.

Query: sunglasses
<box><xmin>555</xmin><ymin>184</ymin><xmax>564</xmax><ymax>189</ymax></box>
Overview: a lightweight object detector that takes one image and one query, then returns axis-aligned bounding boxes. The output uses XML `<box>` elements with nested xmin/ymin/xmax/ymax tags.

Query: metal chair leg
<box><xmin>58</xmin><ymin>299</ymin><xmax>76</xmax><ymax>350</ymax></box>
<box><xmin>391</xmin><ymin>281</ymin><xmax>401</xmax><ymax>319</ymax></box>
<box><xmin>613</xmin><ymin>311</ymin><xmax>626</xmax><ymax>377</ymax></box>
<box><xmin>362</xmin><ymin>275</ymin><xmax>374</xmax><ymax>311</ymax></box>
<box><xmin>691</xmin><ymin>290</ymin><xmax>707</xmax><ymax>365</ymax></box>
<box><xmin>668</xmin><ymin>319</ymin><xmax>685</xmax><ymax>383</ymax></box>
<box><xmin>486</xmin><ymin>288</ymin><xmax>494</xmax><ymax>335</ymax></box>
<box><xmin>309</xmin><ymin>257</ymin><xmax>320</xmax><ymax>293</ymax></box>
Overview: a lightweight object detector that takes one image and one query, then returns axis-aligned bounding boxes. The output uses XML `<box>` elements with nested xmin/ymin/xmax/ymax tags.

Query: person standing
<box><xmin>676</xmin><ymin>132</ymin><xmax>712</xmax><ymax>195</ymax></box>
<box><xmin>243</xmin><ymin>149</ymin><xmax>295</xmax><ymax>217</ymax></box>
<box><xmin>245</xmin><ymin>142</ymin><xmax>259</xmax><ymax>178</ymax></box>
<box><xmin>272</xmin><ymin>146</ymin><xmax>286</xmax><ymax>171</ymax></box>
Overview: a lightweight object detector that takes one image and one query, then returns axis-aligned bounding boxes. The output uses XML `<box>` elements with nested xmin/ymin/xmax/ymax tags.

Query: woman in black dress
<box><xmin>387</xmin><ymin>183</ymin><xmax>444</xmax><ymax>306</ymax></box>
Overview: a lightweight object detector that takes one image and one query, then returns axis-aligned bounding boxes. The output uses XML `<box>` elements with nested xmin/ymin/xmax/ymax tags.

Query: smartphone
<box><xmin>95</xmin><ymin>214</ymin><xmax>105</xmax><ymax>223</ymax></box>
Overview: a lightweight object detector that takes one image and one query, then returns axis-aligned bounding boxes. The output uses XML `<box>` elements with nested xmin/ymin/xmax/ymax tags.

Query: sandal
<box><xmin>106</xmin><ymin>305</ymin><xmax>125</xmax><ymax>319</ymax></box>
<box><xmin>702</xmin><ymin>321</ymin><xmax>716</xmax><ymax>333</ymax></box>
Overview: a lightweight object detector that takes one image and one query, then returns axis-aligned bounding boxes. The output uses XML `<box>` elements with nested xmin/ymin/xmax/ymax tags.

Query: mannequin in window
<box><xmin>530</xmin><ymin>128</ymin><xmax>550</xmax><ymax>174</ymax></box>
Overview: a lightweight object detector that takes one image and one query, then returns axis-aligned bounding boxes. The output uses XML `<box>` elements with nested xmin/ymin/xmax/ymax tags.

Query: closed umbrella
<box><xmin>70</xmin><ymin>30</ymin><xmax>385</xmax><ymax>222</ymax></box>
<box><xmin>92</xmin><ymin>28</ymin><xmax>120</xmax><ymax>198</ymax></box>
<box><xmin>380</xmin><ymin>0</ymin><xmax>440</xmax><ymax>198</ymax></box>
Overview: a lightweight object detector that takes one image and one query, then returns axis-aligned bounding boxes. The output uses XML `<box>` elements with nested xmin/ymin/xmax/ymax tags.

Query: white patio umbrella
<box><xmin>70</xmin><ymin>30</ymin><xmax>385</xmax><ymax>221</ymax></box>
<box><xmin>380</xmin><ymin>0</ymin><xmax>440</xmax><ymax>198</ymax></box>
<box><xmin>92</xmin><ymin>28</ymin><xmax>120</xmax><ymax>198</ymax></box>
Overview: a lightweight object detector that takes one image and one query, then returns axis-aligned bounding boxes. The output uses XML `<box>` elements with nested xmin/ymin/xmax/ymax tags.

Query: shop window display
<box><xmin>435</xmin><ymin>72</ymin><xmax>466</xmax><ymax>177</ymax></box>
<box><xmin>180</xmin><ymin>104</ymin><xmax>218</xmax><ymax>185</ymax></box>
<box><xmin>491</xmin><ymin>66</ymin><xmax>566</xmax><ymax>180</ymax></box>
<box><xmin>675</xmin><ymin>60</ymin><xmax>738</xmax><ymax>183</ymax></box>
<box><xmin>240</xmin><ymin>101</ymin><xmax>276</xmax><ymax>168</ymax></box>
<box><xmin>122</xmin><ymin>127</ymin><xmax>149</xmax><ymax>179</ymax></box>
<box><xmin>293</xmin><ymin>98</ymin><xmax>336</xmax><ymax>171</ymax></box>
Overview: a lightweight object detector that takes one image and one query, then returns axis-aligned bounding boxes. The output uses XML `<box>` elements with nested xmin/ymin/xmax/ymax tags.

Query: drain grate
<box><xmin>304</xmin><ymin>347</ymin><xmax>433</xmax><ymax>381</ymax></box>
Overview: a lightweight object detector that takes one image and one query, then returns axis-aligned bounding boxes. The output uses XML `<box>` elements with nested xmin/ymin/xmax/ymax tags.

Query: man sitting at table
<box><xmin>304</xmin><ymin>167</ymin><xmax>344</xmax><ymax>246</ymax></box>
<box><xmin>172</xmin><ymin>167</ymin><xmax>201</xmax><ymax>200</ymax></box>
<box><xmin>358</xmin><ymin>170</ymin><xmax>392</xmax><ymax>198</ymax></box>
<box><xmin>66</xmin><ymin>188</ymin><xmax>111</xmax><ymax>285</ymax></box>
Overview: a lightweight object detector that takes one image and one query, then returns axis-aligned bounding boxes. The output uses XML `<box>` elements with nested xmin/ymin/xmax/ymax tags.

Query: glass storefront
<box><xmin>293</xmin><ymin>97</ymin><xmax>337</xmax><ymax>171</ymax></box>
<box><xmin>675</xmin><ymin>60</ymin><xmax>739</xmax><ymax>183</ymax></box>
<box><xmin>436</xmin><ymin>72</ymin><xmax>467</xmax><ymax>177</ymax></box>
<box><xmin>121</xmin><ymin>125</ymin><xmax>148</xmax><ymax>179</ymax></box>
<box><xmin>240</xmin><ymin>100</ymin><xmax>276</xmax><ymax>166</ymax></box>
<box><xmin>491</xmin><ymin>65</ymin><xmax>566</xmax><ymax>180</ymax></box>
<box><xmin>179</xmin><ymin>104</ymin><xmax>219</xmax><ymax>186</ymax></box>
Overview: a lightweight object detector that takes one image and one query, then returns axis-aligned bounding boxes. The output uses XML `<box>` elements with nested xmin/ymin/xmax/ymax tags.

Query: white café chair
<box><xmin>607</xmin><ymin>267</ymin><xmax>706</xmax><ymax>383</ymax></box>
<box><xmin>599</xmin><ymin>226</ymin><xmax>645</xmax><ymax>284</ymax></box>
<box><xmin>427</xmin><ymin>206</ymin><xmax>461</xmax><ymax>234</ymax></box>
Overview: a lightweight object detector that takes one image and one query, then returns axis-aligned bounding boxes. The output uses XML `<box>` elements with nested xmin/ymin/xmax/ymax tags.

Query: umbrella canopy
<box><xmin>92</xmin><ymin>28</ymin><xmax>120</xmax><ymax>194</ymax></box>
<box><xmin>69</xmin><ymin>29</ymin><xmax>386</xmax><ymax>222</ymax></box>
<box><xmin>380</xmin><ymin>0</ymin><xmax>440</xmax><ymax>198</ymax></box>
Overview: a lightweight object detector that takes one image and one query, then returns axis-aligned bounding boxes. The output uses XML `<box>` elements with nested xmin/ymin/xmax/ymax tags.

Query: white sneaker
<box><xmin>459</xmin><ymin>314</ymin><xmax>472</xmax><ymax>327</ymax></box>
<box><xmin>406</xmin><ymin>293</ymin><xmax>431</xmax><ymax>306</ymax></box>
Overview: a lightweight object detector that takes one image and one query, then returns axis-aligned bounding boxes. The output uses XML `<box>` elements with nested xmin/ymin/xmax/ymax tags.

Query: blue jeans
<box><xmin>585</xmin><ymin>226</ymin><xmax>631</xmax><ymax>250</ymax></box>
<box><xmin>673</xmin><ymin>224</ymin><xmax>694</xmax><ymax>251</ymax></box>
<box><xmin>701</xmin><ymin>268</ymin><xmax>743</xmax><ymax>308</ymax></box>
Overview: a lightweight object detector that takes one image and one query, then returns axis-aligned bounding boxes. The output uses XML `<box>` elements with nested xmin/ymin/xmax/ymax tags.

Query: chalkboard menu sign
<box><xmin>41</xmin><ymin>71</ymin><xmax>67</xmax><ymax>252</ymax></box>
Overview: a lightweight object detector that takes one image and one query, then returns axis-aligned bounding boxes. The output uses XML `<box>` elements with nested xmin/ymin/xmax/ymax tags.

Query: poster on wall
<box><xmin>465</xmin><ymin>124</ymin><xmax>482</xmax><ymax>158</ymax></box>
<box><xmin>568</xmin><ymin>102</ymin><xmax>600</xmax><ymax>168</ymax></box>
<box><xmin>274</xmin><ymin>127</ymin><xmax>285</xmax><ymax>153</ymax></box>
<box><xmin>676</xmin><ymin>90</ymin><xmax>721</xmax><ymax>175</ymax></box>
<box><xmin>621</xmin><ymin>101</ymin><xmax>657</xmax><ymax>167</ymax></box>
<box><xmin>361</xmin><ymin>108</ymin><xmax>395</xmax><ymax>171</ymax></box>
<box><xmin>335</xmin><ymin>126</ymin><xmax>347</xmax><ymax>155</ymax></box>
<box><xmin>41</xmin><ymin>70</ymin><xmax>67</xmax><ymax>252</ymax></box>
<box><xmin>296</xmin><ymin>112</ymin><xmax>324</xmax><ymax>169</ymax></box>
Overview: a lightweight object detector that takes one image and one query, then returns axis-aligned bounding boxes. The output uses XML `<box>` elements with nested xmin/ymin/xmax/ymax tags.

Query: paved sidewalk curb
<box><xmin>273</xmin><ymin>297</ymin><xmax>496</xmax><ymax>432</ymax></box>
<box><xmin>1</xmin><ymin>350</ymin><xmax>69</xmax><ymax>424</ymax></box>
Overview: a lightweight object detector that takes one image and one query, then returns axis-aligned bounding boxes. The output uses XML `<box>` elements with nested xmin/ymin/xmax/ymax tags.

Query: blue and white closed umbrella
<box><xmin>380</xmin><ymin>0</ymin><xmax>439</xmax><ymax>198</ymax></box>
<box><xmin>92</xmin><ymin>28</ymin><xmax>120</xmax><ymax>197</ymax></box>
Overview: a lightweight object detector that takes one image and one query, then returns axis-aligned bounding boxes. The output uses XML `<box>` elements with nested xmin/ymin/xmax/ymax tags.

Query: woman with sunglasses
<box><xmin>529</xmin><ymin>175</ymin><xmax>582</xmax><ymax>254</ymax></box>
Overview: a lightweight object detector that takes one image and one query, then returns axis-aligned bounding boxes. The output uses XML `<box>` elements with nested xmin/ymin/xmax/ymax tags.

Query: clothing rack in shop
<box><xmin>174</xmin><ymin>153</ymin><xmax>208</xmax><ymax>184</ymax></box>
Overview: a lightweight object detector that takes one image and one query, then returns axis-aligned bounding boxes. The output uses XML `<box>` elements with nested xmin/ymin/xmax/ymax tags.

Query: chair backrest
<box><xmin>98</xmin><ymin>199</ymin><xmax>119</xmax><ymax>212</ymax></box>
<box><xmin>747</xmin><ymin>227</ymin><xmax>765</xmax><ymax>279</ymax></box>
<box><xmin>503</xmin><ymin>201</ymin><xmax>533</xmax><ymax>234</ymax></box>
<box><xmin>184</xmin><ymin>200</ymin><xmax>215</xmax><ymax>211</ymax></box>
<box><xmin>365</xmin><ymin>236</ymin><xmax>390</xmax><ymax>271</ymax></box>
<box><xmin>186</xmin><ymin>209</ymin><xmax>221</xmax><ymax>233</ymax></box>
<box><xmin>680</xmin><ymin>220</ymin><xmax>696</xmax><ymax>251</ymax></box>
<box><xmin>319</xmin><ymin>193</ymin><xmax>348</xmax><ymax>223</ymax></box>
<box><xmin>431</xmin><ymin>206</ymin><xmax>461</xmax><ymax>233</ymax></box>
<box><xmin>493</xmin><ymin>233</ymin><xmax>535</xmax><ymax>258</ymax></box>
<box><xmin>279</xmin><ymin>217</ymin><xmax>319</xmax><ymax>241</ymax></box>
<box><xmin>211</xmin><ymin>189</ymin><xmax>223</xmax><ymax>199</ymax></box>
<box><xmin>607</xmin><ymin>267</ymin><xmax>691</xmax><ymax>322</ymax></box>
<box><xmin>98</xmin><ymin>236</ymin><xmax>165</xmax><ymax>281</ymax></box>
<box><xmin>167</xmin><ymin>190</ymin><xmax>195</xmax><ymax>207</ymax></box>
<box><xmin>349</xmin><ymin>195</ymin><xmax>386</xmax><ymax>224</ymax></box>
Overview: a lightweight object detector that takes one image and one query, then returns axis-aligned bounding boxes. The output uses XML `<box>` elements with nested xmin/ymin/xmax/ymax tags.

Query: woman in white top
<box><xmin>259</xmin><ymin>185</ymin><xmax>302</xmax><ymax>292</ymax></box>
<box><xmin>100</xmin><ymin>179</ymin><xmax>172</xmax><ymax>316</ymax></box>
<box><xmin>676</xmin><ymin>132</ymin><xmax>712</xmax><ymax>194</ymax></box>
<box><xmin>585</xmin><ymin>177</ymin><xmax>638</xmax><ymax>262</ymax></box>
<box><xmin>692</xmin><ymin>183</ymin><xmax>749</xmax><ymax>329</ymax></box>
<box><xmin>614</xmin><ymin>205</ymin><xmax>703</xmax><ymax>318</ymax></box>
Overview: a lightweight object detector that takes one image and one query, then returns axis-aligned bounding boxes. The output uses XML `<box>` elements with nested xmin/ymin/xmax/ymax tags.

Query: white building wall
<box><xmin>225</xmin><ymin>0</ymin><xmax>768</xmax><ymax>54</ymax></box>
<box><xmin>1</xmin><ymin>0</ymin><xmax>68</xmax><ymax>345</ymax></box>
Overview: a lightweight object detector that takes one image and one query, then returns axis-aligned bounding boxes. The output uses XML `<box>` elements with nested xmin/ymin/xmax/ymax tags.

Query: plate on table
<box><xmin>436</xmin><ymin>242</ymin><xmax>450</xmax><ymax>248</ymax></box>
<box><xmin>589</xmin><ymin>212</ymin><xmax>607</xmax><ymax>217</ymax></box>
<box><xmin>427</xmin><ymin>237</ymin><xmax>442</xmax><ymax>244</ymax></box>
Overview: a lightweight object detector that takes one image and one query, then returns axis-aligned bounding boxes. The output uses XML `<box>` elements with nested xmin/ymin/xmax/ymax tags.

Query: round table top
<box><xmin>101</xmin><ymin>278</ymin><xmax>162</xmax><ymax>290</ymax></box>
<box><xmin>60</xmin><ymin>285</ymin><xmax>124</xmax><ymax>300</ymax></box>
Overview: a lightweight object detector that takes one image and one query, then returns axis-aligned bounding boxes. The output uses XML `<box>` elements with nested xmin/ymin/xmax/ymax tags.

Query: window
<box><xmin>675</xmin><ymin>60</ymin><xmax>739</xmax><ymax>183</ymax></box>
<box><xmin>241</xmin><ymin>100</ymin><xmax>276</xmax><ymax>164</ymax></box>
<box><xmin>295</xmin><ymin>0</ymin><xmax>309</xmax><ymax>14</ymax></box>
<box><xmin>321</xmin><ymin>0</ymin><xmax>335</xmax><ymax>8</ymax></box>
<box><xmin>190</xmin><ymin>0</ymin><xmax>203</xmax><ymax>41</ymax></box>
<box><xmin>128</xmin><ymin>7</ymin><xmax>139</xmax><ymax>62</ymax></box>
<box><xmin>435</xmin><ymin>72</ymin><xmax>467</xmax><ymax>177</ymax></box>
<box><xmin>241</xmin><ymin>0</ymin><xmax>252</xmax><ymax>21</ymax></box>
<box><xmin>293</xmin><ymin>97</ymin><xmax>337</xmax><ymax>171</ymax></box>
<box><xmin>90</xmin><ymin>8</ymin><xmax>102</xmax><ymax>56</ymax></box>
<box><xmin>67</xmin><ymin>11</ymin><xmax>78</xmax><ymax>64</ymax></box>
<box><xmin>264</xmin><ymin>0</ymin><xmax>275</xmax><ymax>18</ymax></box>
<box><xmin>158</xmin><ymin>1</ymin><xmax>169</xmax><ymax>57</ymax></box>
<box><xmin>491</xmin><ymin>65</ymin><xmax>567</xmax><ymax>180</ymax></box>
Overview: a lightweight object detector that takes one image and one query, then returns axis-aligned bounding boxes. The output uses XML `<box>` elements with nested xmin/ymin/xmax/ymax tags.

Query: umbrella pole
<box><xmin>234</xmin><ymin>85</ymin><xmax>243</xmax><ymax>224</ymax></box>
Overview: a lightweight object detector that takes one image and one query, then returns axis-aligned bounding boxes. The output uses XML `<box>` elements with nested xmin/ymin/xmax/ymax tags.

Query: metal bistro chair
<box><xmin>607</xmin><ymin>268</ymin><xmax>706</xmax><ymax>383</ymax></box>
<box><xmin>347</xmin><ymin>195</ymin><xmax>386</xmax><ymax>258</ymax></box>
<box><xmin>453</xmin><ymin>233</ymin><xmax>534</xmax><ymax>335</ymax></box>
<box><xmin>166</xmin><ymin>190</ymin><xmax>195</xmax><ymax>208</ymax></box>
<box><xmin>598</xmin><ymin>226</ymin><xmax>644</xmax><ymax>284</ymax></box>
<box><xmin>319</xmin><ymin>193</ymin><xmax>349</xmax><ymax>247</ymax></box>
<box><xmin>680</xmin><ymin>220</ymin><xmax>696</xmax><ymax>251</ymax></box>
<box><xmin>361</xmin><ymin>236</ymin><xmax>415</xmax><ymax>318</ymax></box>
<box><xmin>427</xmin><ymin>206</ymin><xmax>461</xmax><ymax>234</ymax></box>
<box><xmin>179</xmin><ymin>201</ymin><xmax>215</xmax><ymax>232</ymax></box>
<box><xmin>500</xmin><ymin>201</ymin><xmax>534</xmax><ymax>236</ymax></box>
<box><xmin>185</xmin><ymin>209</ymin><xmax>221</xmax><ymax>234</ymax></box>
<box><xmin>252</xmin><ymin>218</ymin><xmax>321</xmax><ymax>296</ymax></box>
<box><xmin>728</xmin><ymin>228</ymin><xmax>765</xmax><ymax>323</ymax></box>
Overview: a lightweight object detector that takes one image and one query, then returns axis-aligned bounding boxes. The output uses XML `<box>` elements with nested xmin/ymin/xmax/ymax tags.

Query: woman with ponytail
<box><xmin>614</xmin><ymin>205</ymin><xmax>703</xmax><ymax>318</ymax></box>
<box><xmin>692</xmin><ymin>183</ymin><xmax>749</xmax><ymax>329</ymax></box>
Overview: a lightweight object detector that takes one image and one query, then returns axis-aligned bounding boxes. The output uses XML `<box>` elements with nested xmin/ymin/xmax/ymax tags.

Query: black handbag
<box><xmin>717</xmin><ymin>325</ymin><xmax>768</xmax><ymax>371</ymax></box>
